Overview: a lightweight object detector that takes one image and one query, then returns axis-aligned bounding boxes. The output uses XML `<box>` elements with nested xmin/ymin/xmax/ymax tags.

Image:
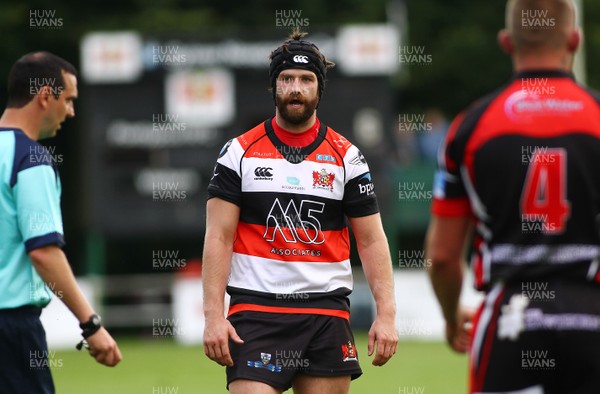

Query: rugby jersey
<box><xmin>0</xmin><ymin>128</ymin><xmax>64</xmax><ymax>309</ymax></box>
<box><xmin>207</xmin><ymin>118</ymin><xmax>379</xmax><ymax>319</ymax></box>
<box><xmin>432</xmin><ymin>70</ymin><xmax>600</xmax><ymax>291</ymax></box>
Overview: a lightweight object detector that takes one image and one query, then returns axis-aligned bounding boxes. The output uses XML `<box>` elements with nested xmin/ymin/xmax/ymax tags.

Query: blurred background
<box><xmin>2</xmin><ymin>0</ymin><xmax>598</xmax><ymax>392</ymax></box>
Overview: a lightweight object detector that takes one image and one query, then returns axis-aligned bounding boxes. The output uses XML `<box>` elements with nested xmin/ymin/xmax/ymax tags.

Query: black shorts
<box><xmin>226</xmin><ymin>311</ymin><xmax>362</xmax><ymax>391</ymax></box>
<box><xmin>470</xmin><ymin>278</ymin><xmax>600</xmax><ymax>394</ymax></box>
<box><xmin>0</xmin><ymin>306</ymin><xmax>55</xmax><ymax>394</ymax></box>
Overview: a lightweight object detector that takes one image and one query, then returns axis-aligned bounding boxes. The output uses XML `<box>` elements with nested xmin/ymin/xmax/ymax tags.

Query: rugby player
<box><xmin>426</xmin><ymin>1</ymin><xmax>600</xmax><ymax>392</ymax></box>
<box><xmin>203</xmin><ymin>29</ymin><xmax>398</xmax><ymax>393</ymax></box>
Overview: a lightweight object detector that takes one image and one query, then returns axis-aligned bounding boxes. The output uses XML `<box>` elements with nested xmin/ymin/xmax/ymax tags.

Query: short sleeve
<box><xmin>207</xmin><ymin>138</ymin><xmax>243</xmax><ymax>206</ymax></box>
<box><xmin>431</xmin><ymin>113</ymin><xmax>472</xmax><ymax>216</ymax></box>
<box><xmin>343</xmin><ymin>147</ymin><xmax>379</xmax><ymax>217</ymax></box>
<box><xmin>14</xmin><ymin>165</ymin><xmax>65</xmax><ymax>252</ymax></box>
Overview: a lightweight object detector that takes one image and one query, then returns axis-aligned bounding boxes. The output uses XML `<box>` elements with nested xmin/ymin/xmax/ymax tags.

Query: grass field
<box><xmin>51</xmin><ymin>332</ymin><xmax>467</xmax><ymax>394</ymax></box>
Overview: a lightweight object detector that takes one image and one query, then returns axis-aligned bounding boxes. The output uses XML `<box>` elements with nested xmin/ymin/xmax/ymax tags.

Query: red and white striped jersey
<box><xmin>207</xmin><ymin>118</ymin><xmax>378</xmax><ymax>319</ymax></box>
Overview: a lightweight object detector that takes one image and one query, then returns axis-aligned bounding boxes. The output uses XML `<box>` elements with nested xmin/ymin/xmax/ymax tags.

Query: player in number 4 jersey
<box><xmin>202</xmin><ymin>29</ymin><xmax>397</xmax><ymax>394</ymax></box>
<box><xmin>426</xmin><ymin>1</ymin><xmax>600</xmax><ymax>393</ymax></box>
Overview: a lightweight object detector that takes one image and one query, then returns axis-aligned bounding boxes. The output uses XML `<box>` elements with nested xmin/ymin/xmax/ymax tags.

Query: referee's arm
<box><xmin>425</xmin><ymin>214</ymin><xmax>473</xmax><ymax>353</ymax></box>
<box><xmin>29</xmin><ymin>245</ymin><xmax>122</xmax><ymax>366</ymax></box>
<box><xmin>349</xmin><ymin>213</ymin><xmax>398</xmax><ymax>366</ymax></box>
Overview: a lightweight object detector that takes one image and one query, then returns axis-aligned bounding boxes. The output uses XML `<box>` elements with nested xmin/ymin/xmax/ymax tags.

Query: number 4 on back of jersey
<box><xmin>520</xmin><ymin>148</ymin><xmax>571</xmax><ymax>234</ymax></box>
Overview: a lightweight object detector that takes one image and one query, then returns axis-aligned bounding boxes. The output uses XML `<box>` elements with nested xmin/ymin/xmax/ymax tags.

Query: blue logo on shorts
<box><xmin>247</xmin><ymin>352</ymin><xmax>282</xmax><ymax>373</ymax></box>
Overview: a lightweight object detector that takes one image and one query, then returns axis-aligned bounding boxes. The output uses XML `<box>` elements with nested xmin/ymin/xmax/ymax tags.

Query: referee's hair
<box><xmin>6</xmin><ymin>51</ymin><xmax>78</xmax><ymax>109</ymax></box>
<box><xmin>506</xmin><ymin>0</ymin><xmax>576</xmax><ymax>53</ymax></box>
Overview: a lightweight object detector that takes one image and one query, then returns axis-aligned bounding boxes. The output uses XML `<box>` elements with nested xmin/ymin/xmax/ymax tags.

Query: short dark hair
<box><xmin>6</xmin><ymin>51</ymin><xmax>78</xmax><ymax>108</ymax></box>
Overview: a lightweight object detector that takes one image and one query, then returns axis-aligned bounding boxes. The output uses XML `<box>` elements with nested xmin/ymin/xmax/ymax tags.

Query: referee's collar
<box><xmin>513</xmin><ymin>69</ymin><xmax>574</xmax><ymax>80</ymax></box>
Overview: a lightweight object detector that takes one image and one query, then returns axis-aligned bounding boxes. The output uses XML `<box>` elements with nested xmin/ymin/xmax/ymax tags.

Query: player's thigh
<box><xmin>470</xmin><ymin>285</ymin><xmax>558</xmax><ymax>394</ymax></box>
<box><xmin>292</xmin><ymin>374</ymin><xmax>351</xmax><ymax>394</ymax></box>
<box><xmin>229</xmin><ymin>379</ymin><xmax>283</xmax><ymax>394</ymax></box>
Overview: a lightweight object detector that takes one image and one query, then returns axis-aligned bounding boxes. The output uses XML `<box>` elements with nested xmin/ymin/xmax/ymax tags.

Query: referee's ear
<box><xmin>497</xmin><ymin>29</ymin><xmax>514</xmax><ymax>56</ymax></box>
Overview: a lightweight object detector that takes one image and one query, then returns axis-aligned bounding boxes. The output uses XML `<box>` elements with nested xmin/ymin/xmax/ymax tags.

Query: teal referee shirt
<box><xmin>0</xmin><ymin>128</ymin><xmax>65</xmax><ymax>309</ymax></box>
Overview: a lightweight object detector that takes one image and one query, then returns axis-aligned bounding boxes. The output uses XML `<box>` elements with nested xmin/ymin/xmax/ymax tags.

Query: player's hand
<box><xmin>446</xmin><ymin>307</ymin><xmax>475</xmax><ymax>353</ymax></box>
<box><xmin>85</xmin><ymin>327</ymin><xmax>122</xmax><ymax>366</ymax></box>
<box><xmin>203</xmin><ymin>316</ymin><xmax>244</xmax><ymax>366</ymax></box>
<box><xmin>367</xmin><ymin>315</ymin><xmax>398</xmax><ymax>366</ymax></box>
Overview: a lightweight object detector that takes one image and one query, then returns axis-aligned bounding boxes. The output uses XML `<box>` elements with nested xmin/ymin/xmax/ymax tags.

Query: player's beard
<box><xmin>276</xmin><ymin>93</ymin><xmax>319</xmax><ymax>125</ymax></box>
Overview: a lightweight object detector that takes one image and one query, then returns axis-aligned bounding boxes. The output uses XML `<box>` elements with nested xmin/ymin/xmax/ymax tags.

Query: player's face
<box><xmin>40</xmin><ymin>71</ymin><xmax>77</xmax><ymax>140</ymax></box>
<box><xmin>275</xmin><ymin>69</ymin><xmax>319</xmax><ymax>125</ymax></box>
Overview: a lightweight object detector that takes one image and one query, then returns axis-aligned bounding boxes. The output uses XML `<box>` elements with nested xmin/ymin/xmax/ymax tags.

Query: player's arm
<box><xmin>349</xmin><ymin>213</ymin><xmax>398</xmax><ymax>366</ymax></box>
<box><xmin>425</xmin><ymin>214</ymin><xmax>473</xmax><ymax>353</ymax></box>
<box><xmin>202</xmin><ymin>197</ymin><xmax>244</xmax><ymax>367</ymax></box>
<box><xmin>28</xmin><ymin>246</ymin><xmax>122</xmax><ymax>366</ymax></box>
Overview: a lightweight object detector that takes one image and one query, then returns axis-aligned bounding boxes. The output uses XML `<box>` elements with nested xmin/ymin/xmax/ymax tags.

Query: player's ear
<box><xmin>497</xmin><ymin>29</ymin><xmax>514</xmax><ymax>55</ymax></box>
<box><xmin>35</xmin><ymin>85</ymin><xmax>52</xmax><ymax>110</ymax></box>
<box><xmin>566</xmin><ymin>28</ymin><xmax>581</xmax><ymax>53</ymax></box>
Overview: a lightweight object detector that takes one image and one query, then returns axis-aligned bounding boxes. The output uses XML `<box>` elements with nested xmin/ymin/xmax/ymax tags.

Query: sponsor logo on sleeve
<box><xmin>358</xmin><ymin>172</ymin><xmax>375</xmax><ymax>196</ymax></box>
<box><xmin>349</xmin><ymin>150</ymin><xmax>367</xmax><ymax>166</ymax></box>
<box><xmin>218</xmin><ymin>139</ymin><xmax>233</xmax><ymax>158</ymax></box>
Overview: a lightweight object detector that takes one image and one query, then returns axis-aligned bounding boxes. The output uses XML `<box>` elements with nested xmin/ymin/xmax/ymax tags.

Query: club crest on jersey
<box><xmin>341</xmin><ymin>341</ymin><xmax>358</xmax><ymax>362</ymax></box>
<box><xmin>312</xmin><ymin>169</ymin><xmax>335</xmax><ymax>191</ymax></box>
<box><xmin>247</xmin><ymin>352</ymin><xmax>282</xmax><ymax>373</ymax></box>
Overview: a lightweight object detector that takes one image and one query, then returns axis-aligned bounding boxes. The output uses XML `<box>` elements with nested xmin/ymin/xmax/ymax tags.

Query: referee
<box><xmin>0</xmin><ymin>52</ymin><xmax>121</xmax><ymax>394</ymax></box>
<box><xmin>427</xmin><ymin>1</ymin><xmax>600</xmax><ymax>393</ymax></box>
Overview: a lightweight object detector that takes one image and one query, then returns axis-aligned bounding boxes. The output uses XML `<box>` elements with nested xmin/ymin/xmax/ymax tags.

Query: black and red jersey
<box><xmin>207</xmin><ymin>118</ymin><xmax>378</xmax><ymax>319</ymax></box>
<box><xmin>432</xmin><ymin>70</ymin><xmax>600</xmax><ymax>291</ymax></box>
